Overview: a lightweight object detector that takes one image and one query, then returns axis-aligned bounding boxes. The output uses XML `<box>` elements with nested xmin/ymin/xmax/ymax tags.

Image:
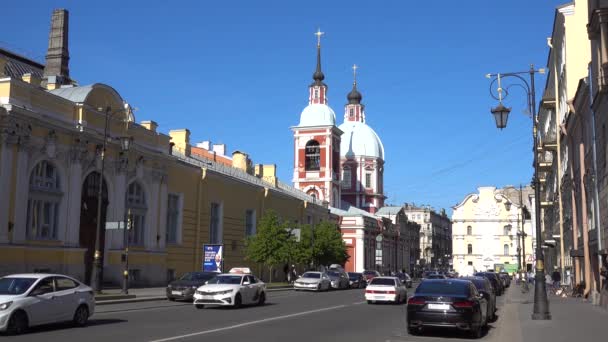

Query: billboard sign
<box><xmin>203</xmin><ymin>244</ymin><xmax>223</xmax><ymax>272</ymax></box>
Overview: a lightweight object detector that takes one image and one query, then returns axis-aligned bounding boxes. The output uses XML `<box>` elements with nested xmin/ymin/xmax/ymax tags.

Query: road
<box><xmin>5</xmin><ymin>284</ymin><xmax>512</xmax><ymax>342</ymax></box>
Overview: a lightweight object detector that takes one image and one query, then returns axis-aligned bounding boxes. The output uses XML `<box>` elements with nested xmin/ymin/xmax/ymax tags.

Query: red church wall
<box><xmin>344</xmin><ymin>238</ymin><xmax>355</xmax><ymax>273</ymax></box>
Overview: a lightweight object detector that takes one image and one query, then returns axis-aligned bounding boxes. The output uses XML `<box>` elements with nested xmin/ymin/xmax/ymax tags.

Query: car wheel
<box><xmin>7</xmin><ymin>310</ymin><xmax>28</xmax><ymax>335</ymax></box>
<box><xmin>195</xmin><ymin>304</ymin><xmax>204</xmax><ymax>309</ymax></box>
<box><xmin>367</xmin><ymin>300</ymin><xmax>373</xmax><ymax>304</ymax></box>
<box><xmin>168</xmin><ymin>297</ymin><xmax>176</xmax><ymax>302</ymax></box>
<box><xmin>317</xmin><ymin>284</ymin><xmax>322</xmax><ymax>292</ymax></box>
<box><xmin>258</xmin><ymin>292</ymin><xmax>266</xmax><ymax>306</ymax></box>
<box><xmin>73</xmin><ymin>305</ymin><xmax>89</xmax><ymax>327</ymax></box>
<box><xmin>233</xmin><ymin>294</ymin><xmax>242</xmax><ymax>309</ymax></box>
<box><xmin>407</xmin><ymin>326</ymin><xmax>420</xmax><ymax>336</ymax></box>
<box><xmin>470</xmin><ymin>323</ymin><xmax>482</xmax><ymax>339</ymax></box>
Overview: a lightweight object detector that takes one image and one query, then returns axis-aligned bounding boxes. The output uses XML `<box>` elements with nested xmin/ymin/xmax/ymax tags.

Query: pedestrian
<box><xmin>551</xmin><ymin>268</ymin><xmax>561</xmax><ymax>290</ymax></box>
<box><xmin>283</xmin><ymin>264</ymin><xmax>289</xmax><ymax>282</ymax></box>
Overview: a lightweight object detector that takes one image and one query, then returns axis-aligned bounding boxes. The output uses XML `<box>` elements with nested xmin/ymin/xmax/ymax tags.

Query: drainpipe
<box><xmin>549</xmin><ymin>37</ymin><xmax>567</xmax><ymax>283</ymax></box>
<box><xmin>588</xmin><ymin>64</ymin><xmax>604</xmax><ymax>294</ymax></box>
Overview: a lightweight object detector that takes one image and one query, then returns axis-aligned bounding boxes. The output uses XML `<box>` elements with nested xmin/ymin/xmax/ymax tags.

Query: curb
<box><xmin>267</xmin><ymin>287</ymin><xmax>293</xmax><ymax>292</ymax></box>
<box><xmin>95</xmin><ymin>296</ymin><xmax>167</xmax><ymax>305</ymax></box>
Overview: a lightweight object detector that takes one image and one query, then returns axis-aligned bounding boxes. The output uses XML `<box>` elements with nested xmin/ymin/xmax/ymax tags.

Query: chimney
<box><xmin>261</xmin><ymin>164</ymin><xmax>277</xmax><ymax>187</ymax></box>
<box><xmin>196</xmin><ymin>141</ymin><xmax>211</xmax><ymax>150</ymax></box>
<box><xmin>0</xmin><ymin>56</ymin><xmax>7</xmax><ymax>77</ymax></box>
<box><xmin>141</xmin><ymin>120</ymin><xmax>158</xmax><ymax>132</ymax></box>
<box><xmin>212</xmin><ymin>144</ymin><xmax>226</xmax><ymax>156</ymax></box>
<box><xmin>43</xmin><ymin>9</ymin><xmax>70</xmax><ymax>89</ymax></box>
<box><xmin>169</xmin><ymin>129</ymin><xmax>191</xmax><ymax>156</ymax></box>
<box><xmin>22</xmin><ymin>73</ymin><xmax>42</xmax><ymax>87</ymax></box>
<box><xmin>231</xmin><ymin>151</ymin><xmax>250</xmax><ymax>173</ymax></box>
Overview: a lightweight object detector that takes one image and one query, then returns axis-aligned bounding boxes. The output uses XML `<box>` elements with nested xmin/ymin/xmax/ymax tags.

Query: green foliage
<box><xmin>296</xmin><ymin>221</ymin><xmax>349</xmax><ymax>266</ymax></box>
<box><xmin>244</xmin><ymin>210</ymin><xmax>295</xmax><ymax>268</ymax></box>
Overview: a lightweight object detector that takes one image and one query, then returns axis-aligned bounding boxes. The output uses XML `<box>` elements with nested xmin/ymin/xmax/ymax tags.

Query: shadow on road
<box><xmin>201</xmin><ymin>302</ymin><xmax>277</xmax><ymax>310</ymax></box>
<box><xmin>8</xmin><ymin>319</ymin><xmax>127</xmax><ymax>336</ymax></box>
<box><xmin>410</xmin><ymin>325</ymin><xmax>494</xmax><ymax>339</ymax></box>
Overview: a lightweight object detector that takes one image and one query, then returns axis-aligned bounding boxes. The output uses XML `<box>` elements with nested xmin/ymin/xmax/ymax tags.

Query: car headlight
<box><xmin>217</xmin><ymin>290</ymin><xmax>234</xmax><ymax>295</ymax></box>
<box><xmin>0</xmin><ymin>302</ymin><xmax>12</xmax><ymax>311</ymax></box>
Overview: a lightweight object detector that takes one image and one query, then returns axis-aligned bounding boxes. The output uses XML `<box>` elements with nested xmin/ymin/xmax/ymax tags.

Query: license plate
<box><xmin>428</xmin><ymin>303</ymin><xmax>450</xmax><ymax>310</ymax></box>
<box><xmin>171</xmin><ymin>291</ymin><xmax>182</xmax><ymax>295</ymax></box>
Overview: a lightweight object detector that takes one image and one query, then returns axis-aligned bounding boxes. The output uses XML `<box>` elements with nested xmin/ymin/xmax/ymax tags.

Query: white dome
<box><xmin>338</xmin><ymin>121</ymin><xmax>385</xmax><ymax>159</ymax></box>
<box><xmin>298</xmin><ymin>103</ymin><xmax>336</xmax><ymax>127</ymax></box>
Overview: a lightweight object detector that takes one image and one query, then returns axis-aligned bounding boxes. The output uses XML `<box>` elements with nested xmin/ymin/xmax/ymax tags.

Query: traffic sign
<box><xmin>105</xmin><ymin>221</ymin><xmax>129</xmax><ymax>230</ymax></box>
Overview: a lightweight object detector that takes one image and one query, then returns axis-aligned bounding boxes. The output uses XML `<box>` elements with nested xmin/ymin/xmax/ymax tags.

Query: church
<box><xmin>291</xmin><ymin>30</ymin><xmax>413</xmax><ymax>274</ymax></box>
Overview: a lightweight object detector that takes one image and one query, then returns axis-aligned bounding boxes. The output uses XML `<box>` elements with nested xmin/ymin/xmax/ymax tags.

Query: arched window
<box><xmin>467</xmin><ymin>226</ymin><xmax>472</xmax><ymax>235</ymax></box>
<box><xmin>467</xmin><ymin>244</ymin><xmax>473</xmax><ymax>255</ymax></box>
<box><xmin>27</xmin><ymin>161</ymin><xmax>62</xmax><ymax>240</ymax></box>
<box><xmin>305</xmin><ymin>140</ymin><xmax>320</xmax><ymax>171</ymax></box>
<box><xmin>342</xmin><ymin>168</ymin><xmax>351</xmax><ymax>189</ymax></box>
<box><xmin>127</xmin><ymin>182</ymin><xmax>147</xmax><ymax>246</ymax></box>
<box><xmin>503</xmin><ymin>244</ymin><xmax>509</xmax><ymax>256</ymax></box>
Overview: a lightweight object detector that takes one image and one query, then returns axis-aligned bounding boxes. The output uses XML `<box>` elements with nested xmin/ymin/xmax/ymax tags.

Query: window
<box><xmin>210</xmin><ymin>202</ymin><xmax>222</xmax><ymax>244</ymax></box>
<box><xmin>467</xmin><ymin>226</ymin><xmax>472</xmax><ymax>235</ymax></box>
<box><xmin>27</xmin><ymin>161</ymin><xmax>62</xmax><ymax>240</ymax></box>
<box><xmin>467</xmin><ymin>244</ymin><xmax>473</xmax><ymax>255</ymax></box>
<box><xmin>314</xmin><ymin>89</ymin><xmax>319</xmax><ymax>99</ymax></box>
<box><xmin>127</xmin><ymin>182</ymin><xmax>147</xmax><ymax>246</ymax></box>
<box><xmin>54</xmin><ymin>277</ymin><xmax>78</xmax><ymax>291</ymax></box>
<box><xmin>305</xmin><ymin>140</ymin><xmax>320</xmax><ymax>171</ymax></box>
<box><xmin>365</xmin><ymin>173</ymin><xmax>372</xmax><ymax>188</ymax></box>
<box><xmin>307</xmin><ymin>215</ymin><xmax>312</xmax><ymax>225</ymax></box>
<box><xmin>32</xmin><ymin>277</ymin><xmax>54</xmax><ymax>294</ymax></box>
<box><xmin>349</xmin><ymin>108</ymin><xmax>354</xmax><ymax>117</ymax></box>
<box><xmin>245</xmin><ymin>209</ymin><xmax>256</xmax><ymax>236</ymax></box>
<box><xmin>166</xmin><ymin>194</ymin><xmax>181</xmax><ymax>244</ymax></box>
<box><xmin>342</xmin><ymin>168</ymin><xmax>351</xmax><ymax>189</ymax></box>
<box><xmin>468</xmin><ymin>261</ymin><xmax>473</xmax><ymax>266</ymax></box>
<box><xmin>503</xmin><ymin>225</ymin><xmax>510</xmax><ymax>236</ymax></box>
<box><xmin>503</xmin><ymin>244</ymin><xmax>509</xmax><ymax>256</ymax></box>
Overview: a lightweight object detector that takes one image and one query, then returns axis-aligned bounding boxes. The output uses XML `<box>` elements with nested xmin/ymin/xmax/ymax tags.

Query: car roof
<box><xmin>2</xmin><ymin>273</ymin><xmax>69</xmax><ymax>279</ymax></box>
<box><xmin>371</xmin><ymin>276</ymin><xmax>398</xmax><ymax>280</ymax></box>
<box><xmin>422</xmin><ymin>279</ymin><xmax>471</xmax><ymax>284</ymax></box>
<box><xmin>303</xmin><ymin>271</ymin><xmax>322</xmax><ymax>274</ymax></box>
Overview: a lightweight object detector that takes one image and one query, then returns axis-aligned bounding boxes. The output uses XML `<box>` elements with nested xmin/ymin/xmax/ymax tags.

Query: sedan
<box><xmin>293</xmin><ymin>272</ymin><xmax>331</xmax><ymax>291</ymax></box>
<box><xmin>326</xmin><ymin>270</ymin><xmax>349</xmax><ymax>289</ymax></box>
<box><xmin>397</xmin><ymin>273</ymin><xmax>413</xmax><ymax>288</ymax></box>
<box><xmin>475</xmin><ymin>272</ymin><xmax>503</xmax><ymax>296</ymax></box>
<box><xmin>166</xmin><ymin>272</ymin><xmax>218</xmax><ymax>301</ymax></box>
<box><xmin>0</xmin><ymin>273</ymin><xmax>95</xmax><ymax>335</ymax></box>
<box><xmin>461</xmin><ymin>276</ymin><xmax>496</xmax><ymax>323</ymax></box>
<box><xmin>499</xmin><ymin>272</ymin><xmax>511</xmax><ymax>288</ymax></box>
<box><xmin>365</xmin><ymin>277</ymin><xmax>407</xmax><ymax>304</ymax></box>
<box><xmin>407</xmin><ymin>279</ymin><xmax>487</xmax><ymax>338</ymax></box>
<box><xmin>347</xmin><ymin>272</ymin><xmax>366</xmax><ymax>289</ymax></box>
<box><xmin>193</xmin><ymin>272</ymin><xmax>266</xmax><ymax>309</ymax></box>
<box><xmin>362</xmin><ymin>270</ymin><xmax>380</xmax><ymax>284</ymax></box>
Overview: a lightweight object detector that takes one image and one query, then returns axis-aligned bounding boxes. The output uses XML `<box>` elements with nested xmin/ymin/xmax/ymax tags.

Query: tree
<box><xmin>296</xmin><ymin>221</ymin><xmax>349</xmax><ymax>268</ymax></box>
<box><xmin>244</xmin><ymin>210</ymin><xmax>295</xmax><ymax>282</ymax></box>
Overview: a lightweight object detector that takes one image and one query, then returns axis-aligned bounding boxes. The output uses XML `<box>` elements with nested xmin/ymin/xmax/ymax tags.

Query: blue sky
<box><xmin>3</xmin><ymin>0</ymin><xmax>566</xmax><ymax>213</ymax></box>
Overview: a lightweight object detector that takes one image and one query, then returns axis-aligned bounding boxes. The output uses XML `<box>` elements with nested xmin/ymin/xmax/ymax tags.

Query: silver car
<box><xmin>327</xmin><ymin>270</ymin><xmax>349</xmax><ymax>289</ymax></box>
<box><xmin>294</xmin><ymin>272</ymin><xmax>331</xmax><ymax>291</ymax></box>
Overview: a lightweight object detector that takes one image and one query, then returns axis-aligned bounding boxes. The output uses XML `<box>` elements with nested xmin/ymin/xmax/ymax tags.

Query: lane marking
<box><xmin>352</xmin><ymin>300</ymin><xmax>367</xmax><ymax>305</ymax></box>
<box><xmin>148</xmin><ymin>304</ymin><xmax>347</xmax><ymax>342</ymax></box>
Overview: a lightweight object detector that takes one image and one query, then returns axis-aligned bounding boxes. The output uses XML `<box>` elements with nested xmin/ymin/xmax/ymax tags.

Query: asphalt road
<box><xmin>3</xmin><ymin>283</ymin><xmax>512</xmax><ymax>342</ymax></box>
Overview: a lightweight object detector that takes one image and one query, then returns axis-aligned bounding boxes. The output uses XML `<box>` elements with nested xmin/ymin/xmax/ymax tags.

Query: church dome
<box><xmin>298</xmin><ymin>103</ymin><xmax>337</xmax><ymax>127</ymax></box>
<box><xmin>338</xmin><ymin>121</ymin><xmax>384</xmax><ymax>159</ymax></box>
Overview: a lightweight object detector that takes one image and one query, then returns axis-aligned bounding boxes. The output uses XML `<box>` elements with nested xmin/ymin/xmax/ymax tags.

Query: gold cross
<box><xmin>314</xmin><ymin>28</ymin><xmax>325</xmax><ymax>46</ymax></box>
<box><xmin>352</xmin><ymin>64</ymin><xmax>358</xmax><ymax>83</ymax></box>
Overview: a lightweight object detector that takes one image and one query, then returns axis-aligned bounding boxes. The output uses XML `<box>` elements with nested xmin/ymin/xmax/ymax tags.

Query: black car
<box><xmin>396</xmin><ymin>272</ymin><xmax>413</xmax><ymax>288</ymax></box>
<box><xmin>347</xmin><ymin>272</ymin><xmax>366</xmax><ymax>288</ymax></box>
<box><xmin>166</xmin><ymin>272</ymin><xmax>218</xmax><ymax>301</ymax></box>
<box><xmin>461</xmin><ymin>276</ymin><xmax>496</xmax><ymax>322</ymax></box>
<box><xmin>499</xmin><ymin>272</ymin><xmax>511</xmax><ymax>288</ymax></box>
<box><xmin>426</xmin><ymin>274</ymin><xmax>446</xmax><ymax>280</ymax></box>
<box><xmin>407</xmin><ymin>279</ymin><xmax>487</xmax><ymax>338</ymax></box>
<box><xmin>475</xmin><ymin>272</ymin><xmax>503</xmax><ymax>296</ymax></box>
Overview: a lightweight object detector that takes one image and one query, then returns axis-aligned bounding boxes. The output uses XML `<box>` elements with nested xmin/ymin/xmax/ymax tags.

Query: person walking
<box><xmin>551</xmin><ymin>268</ymin><xmax>561</xmax><ymax>290</ymax></box>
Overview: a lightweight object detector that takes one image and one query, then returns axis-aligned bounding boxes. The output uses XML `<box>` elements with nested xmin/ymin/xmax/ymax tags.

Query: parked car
<box><xmin>326</xmin><ymin>270</ymin><xmax>349</xmax><ymax>289</ymax></box>
<box><xmin>365</xmin><ymin>276</ymin><xmax>407</xmax><ymax>304</ymax></box>
<box><xmin>499</xmin><ymin>272</ymin><xmax>511</xmax><ymax>288</ymax></box>
<box><xmin>461</xmin><ymin>276</ymin><xmax>496</xmax><ymax>322</ymax></box>
<box><xmin>407</xmin><ymin>279</ymin><xmax>487</xmax><ymax>338</ymax></box>
<box><xmin>475</xmin><ymin>272</ymin><xmax>503</xmax><ymax>296</ymax></box>
<box><xmin>166</xmin><ymin>272</ymin><xmax>218</xmax><ymax>301</ymax></box>
<box><xmin>347</xmin><ymin>272</ymin><xmax>366</xmax><ymax>289</ymax></box>
<box><xmin>0</xmin><ymin>273</ymin><xmax>95</xmax><ymax>335</ymax></box>
<box><xmin>362</xmin><ymin>270</ymin><xmax>381</xmax><ymax>284</ymax></box>
<box><xmin>294</xmin><ymin>272</ymin><xmax>331</xmax><ymax>291</ymax></box>
<box><xmin>192</xmin><ymin>268</ymin><xmax>266</xmax><ymax>309</ymax></box>
<box><xmin>396</xmin><ymin>272</ymin><xmax>413</xmax><ymax>288</ymax></box>
<box><xmin>426</xmin><ymin>274</ymin><xmax>446</xmax><ymax>280</ymax></box>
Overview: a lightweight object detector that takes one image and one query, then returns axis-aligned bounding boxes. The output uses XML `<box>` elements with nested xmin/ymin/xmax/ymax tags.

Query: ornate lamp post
<box><xmin>119</xmin><ymin>135</ymin><xmax>133</xmax><ymax>295</ymax></box>
<box><xmin>486</xmin><ymin>65</ymin><xmax>550</xmax><ymax>320</ymax></box>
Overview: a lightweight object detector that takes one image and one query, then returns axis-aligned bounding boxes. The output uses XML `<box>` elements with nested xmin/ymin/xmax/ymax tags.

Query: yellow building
<box><xmin>0</xmin><ymin>9</ymin><xmax>330</xmax><ymax>287</ymax></box>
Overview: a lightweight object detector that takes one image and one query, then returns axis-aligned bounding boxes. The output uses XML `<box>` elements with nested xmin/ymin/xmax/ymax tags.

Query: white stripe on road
<box><xmin>148</xmin><ymin>304</ymin><xmax>347</xmax><ymax>342</ymax></box>
<box><xmin>352</xmin><ymin>300</ymin><xmax>367</xmax><ymax>305</ymax></box>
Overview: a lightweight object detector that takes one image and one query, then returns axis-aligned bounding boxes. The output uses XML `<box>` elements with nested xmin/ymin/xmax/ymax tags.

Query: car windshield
<box><xmin>348</xmin><ymin>272</ymin><xmax>361</xmax><ymax>278</ymax></box>
<box><xmin>302</xmin><ymin>273</ymin><xmax>321</xmax><ymax>279</ymax></box>
<box><xmin>369</xmin><ymin>278</ymin><xmax>395</xmax><ymax>286</ymax></box>
<box><xmin>427</xmin><ymin>275</ymin><xmax>444</xmax><ymax>279</ymax></box>
<box><xmin>327</xmin><ymin>271</ymin><xmax>339</xmax><ymax>277</ymax></box>
<box><xmin>363</xmin><ymin>271</ymin><xmax>377</xmax><ymax>276</ymax></box>
<box><xmin>0</xmin><ymin>277</ymin><xmax>37</xmax><ymax>295</ymax></box>
<box><xmin>416</xmin><ymin>281</ymin><xmax>470</xmax><ymax>295</ymax></box>
<box><xmin>206</xmin><ymin>275</ymin><xmax>242</xmax><ymax>285</ymax></box>
<box><xmin>463</xmin><ymin>278</ymin><xmax>487</xmax><ymax>290</ymax></box>
<box><xmin>180</xmin><ymin>272</ymin><xmax>215</xmax><ymax>281</ymax></box>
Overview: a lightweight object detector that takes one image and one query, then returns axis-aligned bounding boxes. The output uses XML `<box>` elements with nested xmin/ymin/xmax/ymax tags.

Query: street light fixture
<box><xmin>486</xmin><ymin>65</ymin><xmax>550</xmax><ymax>320</ymax></box>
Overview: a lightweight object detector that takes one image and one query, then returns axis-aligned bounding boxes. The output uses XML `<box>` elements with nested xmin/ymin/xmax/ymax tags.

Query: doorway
<box><xmin>79</xmin><ymin>172</ymin><xmax>108</xmax><ymax>285</ymax></box>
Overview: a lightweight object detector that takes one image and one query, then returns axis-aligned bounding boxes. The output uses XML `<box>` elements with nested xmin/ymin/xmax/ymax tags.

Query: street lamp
<box><xmin>119</xmin><ymin>135</ymin><xmax>133</xmax><ymax>295</ymax></box>
<box><xmin>517</xmin><ymin>230</ymin><xmax>529</xmax><ymax>293</ymax></box>
<box><xmin>90</xmin><ymin>105</ymin><xmax>128</xmax><ymax>293</ymax></box>
<box><xmin>486</xmin><ymin>65</ymin><xmax>550</xmax><ymax>320</ymax></box>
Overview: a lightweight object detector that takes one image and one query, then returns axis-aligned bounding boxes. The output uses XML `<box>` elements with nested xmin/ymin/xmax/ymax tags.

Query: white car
<box><xmin>293</xmin><ymin>272</ymin><xmax>331</xmax><ymax>291</ymax></box>
<box><xmin>0</xmin><ymin>273</ymin><xmax>95</xmax><ymax>334</ymax></box>
<box><xmin>193</xmin><ymin>269</ymin><xmax>266</xmax><ymax>309</ymax></box>
<box><xmin>365</xmin><ymin>276</ymin><xmax>407</xmax><ymax>304</ymax></box>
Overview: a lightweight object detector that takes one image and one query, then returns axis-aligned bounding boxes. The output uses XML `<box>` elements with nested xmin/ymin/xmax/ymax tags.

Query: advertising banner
<box><xmin>203</xmin><ymin>244</ymin><xmax>223</xmax><ymax>272</ymax></box>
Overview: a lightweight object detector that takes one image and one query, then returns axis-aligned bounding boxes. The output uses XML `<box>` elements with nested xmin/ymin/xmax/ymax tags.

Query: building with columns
<box><xmin>403</xmin><ymin>203</ymin><xmax>452</xmax><ymax>269</ymax></box>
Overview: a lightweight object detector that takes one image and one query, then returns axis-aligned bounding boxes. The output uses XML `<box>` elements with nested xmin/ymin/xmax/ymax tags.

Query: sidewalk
<box><xmin>507</xmin><ymin>283</ymin><xmax>608</xmax><ymax>342</ymax></box>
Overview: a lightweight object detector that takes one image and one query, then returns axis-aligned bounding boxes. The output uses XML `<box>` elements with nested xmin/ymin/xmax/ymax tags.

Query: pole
<box><xmin>122</xmin><ymin>208</ymin><xmax>131</xmax><ymax>294</ymax></box>
<box><xmin>91</xmin><ymin>106</ymin><xmax>110</xmax><ymax>293</ymax></box>
<box><xmin>519</xmin><ymin>185</ymin><xmax>529</xmax><ymax>292</ymax></box>
<box><xmin>530</xmin><ymin>65</ymin><xmax>551</xmax><ymax>320</ymax></box>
